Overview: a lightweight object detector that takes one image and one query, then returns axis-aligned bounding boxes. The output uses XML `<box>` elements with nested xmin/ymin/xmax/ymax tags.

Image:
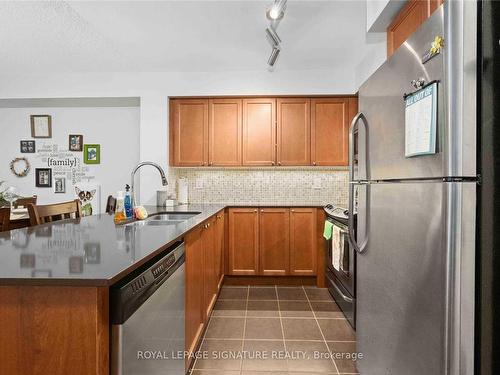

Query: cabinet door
<box><xmin>228</xmin><ymin>208</ymin><xmax>259</xmax><ymax>275</ymax></box>
<box><xmin>214</xmin><ymin>211</ymin><xmax>225</xmax><ymax>290</ymax></box>
<box><xmin>202</xmin><ymin>217</ymin><xmax>217</xmax><ymax>320</ymax></box>
<box><xmin>259</xmin><ymin>208</ymin><xmax>290</xmax><ymax>276</ymax></box>
<box><xmin>311</xmin><ymin>98</ymin><xmax>350</xmax><ymax>166</ymax></box>
<box><xmin>185</xmin><ymin>226</ymin><xmax>204</xmax><ymax>354</ymax></box>
<box><xmin>387</xmin><ymin>0</ymin><xmax>443</xmax><ymax>56</ymax></box>
<box><xmin>242</xmin><ymin>98</ymin><xmax>276</xmax><ymax>166</ymax></box>
<box><xmin>289</xmin><ymin>208</ymin><xmax>317</xmax><ymax>276</ymax></box>
<box><xmin>170</xmin><ymin>99</ymin><xmax>208</xmax><ymax>166</ymax></box>
<box><xmin>209</xmin><ymin>99</ymin><xmax>242</xmax><ymax>166</ymax></box>
<box><xmin>277</xmin><ymin>98</ymin><xmax>311</xmax><ymax>166</ymax></box>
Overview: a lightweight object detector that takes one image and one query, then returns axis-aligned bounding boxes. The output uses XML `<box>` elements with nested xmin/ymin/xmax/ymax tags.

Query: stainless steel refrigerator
<box><xmin>349</xmin><ymin>1</ymin><xmax>477</xmax><ymax>374</ymax></box>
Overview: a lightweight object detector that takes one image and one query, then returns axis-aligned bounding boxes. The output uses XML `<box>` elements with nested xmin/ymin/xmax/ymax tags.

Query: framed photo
<box><xmin>54</xmin><ymin>177</ymin><xmax>66</xmax><ymax>193</ymax></box>
<box><xmin>20</xmin><ymin>140</ymin><xmax>35</xmax><ymax>153</ymax></box>
<box><xmin>83</xmin><ymin>144</ymin><xmax>100</xmax><ymax>164</ymax></box>
<box><xmin>35</xmin><ymin>168</ymin><xmax>52</xmax><ymax>187</ymax></box>
<box><xmin>30</xmin><ymin>115</ymin><xmax>52</xmax><ymax>138</ymax></box>
<box><xmin>69</xmin><ymin>134</ymin><xmax>83</xmax><ymax>151</ymax></box>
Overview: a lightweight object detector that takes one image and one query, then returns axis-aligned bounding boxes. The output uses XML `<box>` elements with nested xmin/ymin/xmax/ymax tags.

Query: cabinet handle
<box><xmin>278</xmin><ymin>162</ymin><xmax>282</xmax><ymax>166</ymax></box>
<box><xmin>313</xmin><ymin>161</ymin><xmax>317</xmax><ymax>166</ymax></box>
<box><xmin>261</xmin><ymin>210</ymin><xmax>264</xmax><ymax>213</ymax></box>
<box><xmin>291</xmin><ymin>209</ymin><xmax>295</xmax><ymax>212</ymax></box>
<box><xmin>254</xmin><ymin>209</ymin><xmax>257</xmax><ymax>213</ymax></box>
<box><xmin>271</xmin><ymin>161</ymin><xmax>275</xmax><ymax>165</ymax></box>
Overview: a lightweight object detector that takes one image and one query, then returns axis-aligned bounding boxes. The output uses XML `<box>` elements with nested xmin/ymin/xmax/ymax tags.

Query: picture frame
<box><xmin>20</xmin><ymin>140</ymin><xmax>36</xmax><ymax>153</ymax></box>
<box><xmin>54</xmin><ymin>177</ymin><xmax>66</xmax><ymax>193</ymax></box>
<box><xmin>30</xmin><ymin>115</ymin><xmax>52</xmax><ymax>138</ymax></box>
<box><xmin>35</xmin><ymin>168</ymin><xmax>52</xmax><ymax>187</ymax></box>
<box><xmin>68</xmin><ymin>134</ymin><xmax>83</xmax><ymax>151</ymax></box>
<box><xmin>83</xmin><ymin>144</ymin><xmax>100</xmax><ymax>164</ymax></box>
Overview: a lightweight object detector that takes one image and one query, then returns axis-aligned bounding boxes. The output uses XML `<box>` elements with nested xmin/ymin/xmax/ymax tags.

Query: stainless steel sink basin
<box><xmin>148</xmin><ymin>212</ymin><xmax>201</xmax><ymax>221</ymax></box>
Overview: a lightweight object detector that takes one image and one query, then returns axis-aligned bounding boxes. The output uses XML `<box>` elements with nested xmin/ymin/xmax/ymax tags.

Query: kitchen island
<box><xmin>0</xmin><ymin>204</ymin><xmax>225</xmax><ymax>375</ymax></box>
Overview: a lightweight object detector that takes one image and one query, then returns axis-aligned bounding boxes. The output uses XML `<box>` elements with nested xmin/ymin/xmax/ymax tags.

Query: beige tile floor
<box><xmin>190</xmin><ymin>286</ymin><xmax>360</xmax><ymax>375</ymax></box>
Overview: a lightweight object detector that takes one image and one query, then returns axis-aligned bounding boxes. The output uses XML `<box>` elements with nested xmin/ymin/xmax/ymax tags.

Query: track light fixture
<box><xmin>266</xmin><ymin>0</ymin><xmax>287</xmax><ymax>21</ymax></box>
<box><xmin>267</xmin><ymin>47</ymin><xmax>281</xmax><ymax>67</ymax></box>
<box><xmin>265</xmin><ymin>26</ymin><xmax>281</xmax><ymax>47</ymax></box>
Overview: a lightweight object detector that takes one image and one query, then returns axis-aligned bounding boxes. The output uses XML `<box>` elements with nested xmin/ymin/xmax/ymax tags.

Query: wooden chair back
<box><xmin>0</xmin><ymin>207</ymin><xmax>10</xmax><ymax>232</ymax></box>
<box><xmin>28</xmin><ymin>200</ymin><xmax>83</xmax><ymax>226</ymax></box>
<box><xmin>14</xmin><ymin>195</ymin><xmax>37</xmax><ymax>208</ymax></box>
<box><xmin>106</xmin><ymin>195</ymin><xmax>117</xmax><ymax>214</ymax></box>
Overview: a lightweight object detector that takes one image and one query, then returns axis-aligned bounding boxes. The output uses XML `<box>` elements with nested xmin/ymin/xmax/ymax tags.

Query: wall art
<box><xmin>75</xmin><ymin>183</ymin><xmax>101</xmax><ymax>216</ymax></box>
<box><xmin>83</xmin><ymin>144</ymin><xmax>100</xmax><ymax>164</ymax></box>
<box><xmin>20</xmin><ymin>140</ymin><xmax>35</xmax><ymax>153</ymax></box>
<box><xmin>10</xmin><ymin>157</ymin><xmax>30</xmax><ymax>177</ymax></box>
<box><xmin>35</xmin><ymin>168</ymin><xmax>52</xmax><ymax>187</ymax></box>
<box><xmin>30</xmin><ymin>115</ymin><xmax>52</xmax><ymax>138</ymax></box>
<box><xmin>69</xmin><ymin>134</ymin><xmax>83</xmax><ymax>152</ymax></box>
<box><xmin>54</xmin><ymin>177</ymin><xmax>66</xmax><ymax>194</ymax></box>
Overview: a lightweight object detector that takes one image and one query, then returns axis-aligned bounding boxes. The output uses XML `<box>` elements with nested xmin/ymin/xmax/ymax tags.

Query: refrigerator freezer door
<box><xmin>356</xmin><ymin>181</ymin><xmax>447</xmax><ymax>375</ymax></box>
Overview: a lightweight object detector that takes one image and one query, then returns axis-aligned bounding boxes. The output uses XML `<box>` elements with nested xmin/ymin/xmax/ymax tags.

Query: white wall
<box><xmin>366</xmin><ymin>0</ymin><xmax>406</xmax><ymax>32</ymax></box>
<box><xmin>0</xmin><ymin>68</ymin><xmax>356</xmax><ymax>205</ymax></box>
<box><xmin>0</xmin><ymin>100</ymin><xmax>140</xmax><ymax>212</ymax></box>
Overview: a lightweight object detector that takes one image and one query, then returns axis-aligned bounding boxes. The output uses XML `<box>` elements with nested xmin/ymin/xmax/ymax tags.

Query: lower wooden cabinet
<box><xmin>290</xmin><ymin>208</ymin><xmax>317</xmax><ymax>275</ymax></box>
<box><xmin>228</xmin><ymin>207</ymin><xmax>317</xmax><ymax>276</ymax></box>
<box><xmin>185</xmin><ymin>226</ymin><xmax>205</xmax><ymax>355</ymax></box>
<box><xmin>214</xmin><ymin>211</ymin><xmax>225</xmax><ymax>289</ymax></box>
<box><xmin>202</xmin><ymin>216</ymin><xmax>217</xmax><ymax>320</ymax></box>
<box><xmin>259</xmin><ymin>208</ymin><xmax>290</xmax><ymax>275</ymax></box>
<box><xmin>228</xmin><ymin>208</ymin><xmax>259</xmax><ymax>275</ymax></box>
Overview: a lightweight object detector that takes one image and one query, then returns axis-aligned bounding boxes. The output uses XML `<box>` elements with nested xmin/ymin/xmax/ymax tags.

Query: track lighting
<box><xmin>266</xmin><ymin>0</ymin><xmax>287</xmax><ymax>21</ymax></box>
<box><xmin>265</xmin><ymin>26</ymin><xmax>281</xmax><ymax>47</ymax></box>
<box><xmin>267</xmin><ymin>47</ymin><xmax>281</xmax><ymax>67</ymax></box>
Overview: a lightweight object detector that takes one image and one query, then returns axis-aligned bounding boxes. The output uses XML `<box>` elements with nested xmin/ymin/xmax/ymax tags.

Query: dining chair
<box><xmin>27</xmin><ymin>199</ymin><xmax>83</xmax><ymax>226</ymax></box>
<box><xmin>0</xmin><ymin>207</ymin><xmax>10</xmax><ymax>232</ymax></box>
<box><xmin>105</xmin><ymin>195</ymin><xmax>117</xmax><ymax>214</ymax></box>
<box><xmin>14</xmin><ymin>195</ymin><xmax>38</xmax><ymax>209</ymax></box>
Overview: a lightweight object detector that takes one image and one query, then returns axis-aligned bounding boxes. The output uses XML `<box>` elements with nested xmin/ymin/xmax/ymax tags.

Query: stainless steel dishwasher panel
<box><xmin>111</xmin><ymin>243</ymin><xmax>185</xmax><ymax>375</ymax></box>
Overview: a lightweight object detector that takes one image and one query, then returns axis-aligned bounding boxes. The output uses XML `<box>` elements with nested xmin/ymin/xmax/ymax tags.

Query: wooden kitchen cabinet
<box><xmin>228</xmin><ymin>208</ymin><xmax>259</xmax><ymax>275</ymax></box>
<box><xmin>214</xmin><ymin>211</ymin><xmax>225</xmax><ymax>289</ymax></box>
<box><xmin>202</xmin><ymin>216</ymin><xmax>217</xmax><ymax>320</ymax></box>
<box><xmin>289</xmin><ymin>208</ymin><xmax>317</xmax><ymax>275</ymax></box>
<box><xmin>185</xmin><ymin>226</ymin><xmax>205</xmax><ymax>355</ymax></box>
<box><xmin>170</xmin><ymin>99</ymin><xmax>209</xmax><ymax>166</ymax></box>
<box><xmin>277</xmin><ymin>98</ymin><xmax>311</xmax><ymax>166</ymax></box>
<box><xmin>259</xmin><ymin>208</ymin><xmax>290</xmax><ymax>275</ymax></box>
<box><xmin>311</xmin><ymin>98</ymin><xmax>350</xmax><ymax>166</ymax></box>
<box><xmin>242</xmin><ymin>98</ymin><xmax>276</xmax><ymax>166</ymax></box>
<box><xmin>387</xmin><ymin>0</ymin><xmax>443</xmax><ymax>57</ymax></box>
<box><xmin>209</xmin><ymin>99</ymin><xmax>242</xmax><ymax>166</ymax></box>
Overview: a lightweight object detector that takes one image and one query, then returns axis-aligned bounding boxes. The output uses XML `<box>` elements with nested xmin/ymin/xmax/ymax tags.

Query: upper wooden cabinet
<box><xmin>259</xmin><ymin>208</ymin><xmax>290</xmax><ymax>276</ymax></box>
<box><xmin>170</xmin><ymin>96</ymin><xmax>357</xmax><ymax>167</ymax></box>
<box><xmin>228</xmin><ymin>208</ymin><xmax>259</xmax><ymax>275</ymax></box>
<box><xmin>277</xmin><ymin>98</ymin><xmax>311</xmax><ymax>166</ymax></box>
<box><xmin>170</xmin><ymin>99</ymin><xmax>208</xmax><ymax>166</ymax></box>
<box><xmin>387</xmin><ymin>0</ymin><xmax>443</xmax><ymax>57</ymax></box>
<box><xmin>209</xmin><ymin>99</ymin><xmax>242</xmax><ymax>166</ymax></box>
<box><xmin>311</xmin><ymin>98</ymin><xmax>351</xmax><ymax>166</ymax></box>
<box><xmin>242</xmin><ymin>98</ymin><xmax>276</xmax><ymax>166</ymax></box>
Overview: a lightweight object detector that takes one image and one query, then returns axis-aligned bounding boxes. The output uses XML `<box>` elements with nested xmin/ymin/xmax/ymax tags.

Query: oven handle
<box><xmin>326</xmin><ymin>272</ymin><xmax>354</xmax><ymax>303</ymax></box>
<box><xmin>348</xmin><ymin>111</ymin><xmax>369</xmax><ymax>254</ymax></box>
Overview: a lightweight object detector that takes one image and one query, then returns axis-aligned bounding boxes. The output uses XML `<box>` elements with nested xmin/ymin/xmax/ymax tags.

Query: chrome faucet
<box><xmin>130</xmin><ymin>162</ymin><xmax>168</xmax><ymax>208</ymax></box>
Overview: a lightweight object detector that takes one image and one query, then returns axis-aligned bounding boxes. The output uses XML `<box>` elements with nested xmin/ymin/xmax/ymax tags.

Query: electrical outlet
<box><xmin>313</xmin><ymin>177</ymin><xmax>323</xmax><ymax>189</ymax></box>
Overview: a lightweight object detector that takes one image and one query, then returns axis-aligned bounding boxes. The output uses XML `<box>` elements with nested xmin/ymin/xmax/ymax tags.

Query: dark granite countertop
<box><xmin>0</xmin><ymin>202</ymin><xmax>327</xmax><ymax>287</ymax></box>
<box><xmin>0</xmin><ymin>204</ymin><xmax>225</xmax><ymax>287</ymax></box>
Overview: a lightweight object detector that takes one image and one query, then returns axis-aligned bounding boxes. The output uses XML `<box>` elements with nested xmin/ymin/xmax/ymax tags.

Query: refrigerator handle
<box><xmin>348</xmin><ymin>112</ymin><xmax>369</xmax><ymax>254</ymax></box>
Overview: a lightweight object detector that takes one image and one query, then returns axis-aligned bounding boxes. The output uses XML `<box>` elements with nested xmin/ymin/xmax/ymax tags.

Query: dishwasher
<box><xmin>111</xmin><ymin>241</ymin><xmax>185</xmax><ymax>375</ymax></box>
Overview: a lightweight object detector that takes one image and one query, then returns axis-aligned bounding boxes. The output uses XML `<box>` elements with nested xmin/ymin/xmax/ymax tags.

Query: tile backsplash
<box><xmin>170</xmin><ymin>167</ymin><xmax>349</xmax><ymax>207</ymax></box>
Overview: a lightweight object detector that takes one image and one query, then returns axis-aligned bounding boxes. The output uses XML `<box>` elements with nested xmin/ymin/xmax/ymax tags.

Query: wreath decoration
<box><xmin>10</xmin><ymin>157</ymin><xmax>30</xmax><ymax>177</ymax></box>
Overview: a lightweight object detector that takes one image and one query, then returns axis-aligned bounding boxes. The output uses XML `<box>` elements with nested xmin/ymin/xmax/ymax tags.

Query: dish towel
<box><xmin>331</xmin><ymin>226</ymin><xmax>341</xmax><ymax>271</ymax></box>
<box><xmin>323</xmin><ymin>221</ymin><xmax>334</xmax><ymax>240</ymax></box>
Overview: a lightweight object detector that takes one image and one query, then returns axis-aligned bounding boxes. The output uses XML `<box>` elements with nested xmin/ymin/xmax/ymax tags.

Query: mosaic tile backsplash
<box><xmin>170</xmin><ymin>168</ymin><xmax>349</xmax><ymax>207</ymax></box>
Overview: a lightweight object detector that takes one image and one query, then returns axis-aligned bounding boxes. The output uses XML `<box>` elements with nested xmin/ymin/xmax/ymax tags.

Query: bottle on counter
<box><xmin>124</xmin><ymin>184</ymin><xmax>133</xmax><ymax>219</ymax></box>
<box><xmin>114</xmin><ymin>191</ymin><xmax>126</xmax><ymax>223</ymax></box>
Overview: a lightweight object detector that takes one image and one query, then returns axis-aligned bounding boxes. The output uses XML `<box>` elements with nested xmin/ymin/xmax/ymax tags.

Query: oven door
<box><xmin>326</xmin><ymin>218</ymin><xmax>355</xmax><ymax>296</ymax></box>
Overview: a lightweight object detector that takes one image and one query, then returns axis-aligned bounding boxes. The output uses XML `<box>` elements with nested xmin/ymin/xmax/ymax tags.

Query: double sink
<box><xmin>125</xmin><ymin>212</ymin><xmax>201</xmax><ymax>226</ymax></box>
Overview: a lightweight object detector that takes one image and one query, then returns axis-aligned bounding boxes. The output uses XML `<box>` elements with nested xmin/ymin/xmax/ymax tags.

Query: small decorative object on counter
<box><xmin>114</xmin><ymin>191</ymin><xmax>127</xmax><ymax>224</ymax></box>
<box><xmin>157</xmin><ymin>189</ymin><xmax>169</xmax><ymax>207</ymax></box>
<box><xmin>134</xmin><ymin>206</ymin><xmax>148</xmax><ymax>220</ymax></box>
<box><xmin>124</xmin><ymin>185</ymin><xmax>133</xmax><ymax>219</ymax></box>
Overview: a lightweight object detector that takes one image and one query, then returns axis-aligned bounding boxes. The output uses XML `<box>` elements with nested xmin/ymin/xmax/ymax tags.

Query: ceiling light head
<box><xmin>265</xmin><ymin>26</ymin><xmax>281</xmax><ymax>47</ymax></box>
<box><xmin>266</xmin><ymin>0</ymin><xmax>287</xmax><ymax>21</ymax></box>
<box><xmin>267</xmin><ymin>47</ymin><xmax>281</xmax><ymax>67</ymax></box>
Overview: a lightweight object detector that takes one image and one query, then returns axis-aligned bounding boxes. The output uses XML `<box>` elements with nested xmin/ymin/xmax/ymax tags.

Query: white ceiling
<box><xmin>0</xmin><ymin>0</ymin><xmax>372</xmax><ymax>73</ymax></box>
